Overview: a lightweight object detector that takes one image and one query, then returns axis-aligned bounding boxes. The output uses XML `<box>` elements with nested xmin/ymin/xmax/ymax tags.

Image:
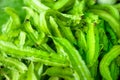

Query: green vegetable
<box><xmin>43</xmin><ymin>67</ymin><xmax>74</xmax><ymax>80</ymax></box>
<box><xmin>75</xmin><ymin>29</ymin><xmax>87</xmax><ymax>52</ymax></box>
<box><xmin>26</xmin><ymin>62</ymin><xmax>37</xmax><ymax>80</ymax></box>
<box><xmin>0</xmin><ymin>0</ymin><xmax>120</xmax><ymax>80</ymax></box>
<box><xmin>52</xmin><ymin>0</ymin><xmax>75</xmax><ymax>12</ymax></box>
<box><xmin>90</xmin><ymin>9</ymin><xmax>120</xmax><ymax>38</ymax></box>
<box><xmin>53</xmin><ymin>37</ymin><xmax>93</xmax><ymax>80</ymax></box>
<box><xmin>0</xmin><ymin>56</ymin><xmax>27</xmax><ymax>73</ymax></box>
<box><xmin>91</xmin><ymin>4</ymin><xmax>120</xmax><ymax>20</ymax></box>
<box><xmin>0</xmin><ymin>40</ymin><xmax>69</xmax><ymax>67</ymax></box>
<box><xmin>100</xmin><ymin>45</ymin><xmax>120</xmax><ymax>80</ymax></box>
<box><xmin>110</xmin><ymin>61</ymin><xmax>119</xmax><ymax>80</ymax></box>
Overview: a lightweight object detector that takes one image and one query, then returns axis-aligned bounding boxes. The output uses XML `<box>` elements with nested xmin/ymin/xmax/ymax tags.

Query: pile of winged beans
<box><xmin>0</xmin><ymin>0</ymin><xmax>120</xmax><ymax>80</ymax></box>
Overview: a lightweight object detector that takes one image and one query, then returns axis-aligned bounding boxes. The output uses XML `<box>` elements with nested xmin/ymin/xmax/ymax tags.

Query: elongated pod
<box><xmin>91</xmin><ymin>4</ymin><xmax>119</xmax><ymax>20</ymax></box>
<box><xmin>44</xmin><ymin>67</ymin><xmax>74</xmax><ymax>79</ymax></box>
<box><xmin>110</xmin><ymin>61</ymin><xmax>119</xmax><ymax>80</ymax></box>
<box><xmin>5</xmin><ymin>7</ymin><xmax>21</xmax><ymax>27</ymax></box>
<box><xmin>26</xmin><ymin>62</ymin><xmax>37</xmax><ymax>80</ymax></box>
<box><xmin>53</xmin><ymin>37</ymin><xmax>93</xmax><ymax>80</ymax></box>
<box><xmin>100</xmin><ymin>45</ymin><xmax>120</xmax><ymax>80</ymax></box>
<box><xmin>24</xmin><ymin>0</ymin><xmax>49</xmax><ymax>12</ymax></box>
<box><xmin>53</xmin><ymin>0</ymin><xmax>75</xmax><ymax>12</ymax></box>
<box><xmin>0</xmin><ymin>40</ymin><xmax>69</xmax><ymax>67</ymax></box>
<box><xmin>85</xmin><ymin>13</ymin><xmax>99</xmax><ymax>67</ymax></box>
<box><xmin>91</xmin><ymin>9</ymin><xmax>120</xmax><ymax>38</ymax></box>
<box><xmin>0</xmin><ymin>56</ymin><xmax>27</xmax><ymax>73</ymax></box>
<box><xmin>75</xmin><ymin>29</ymin><xmax>87</xmax><ymax>52</ymax></box>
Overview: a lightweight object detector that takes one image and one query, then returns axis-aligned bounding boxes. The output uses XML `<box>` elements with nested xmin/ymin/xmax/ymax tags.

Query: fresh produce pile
<box><xmin>0</xmin><ymin>0</ymin><xmax>120</xmax><ymax>80</ymax></box>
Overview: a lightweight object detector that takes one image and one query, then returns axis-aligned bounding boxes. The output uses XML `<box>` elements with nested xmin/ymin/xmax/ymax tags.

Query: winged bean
<box><xmin>100</xmin><ymin>45</ymin><xmax>120</xmax><ymax>80</ymax></box>
<box><xmin>0</xmin><ymin>40</ymin><xmax>69</xmax><ymax>67</ymax></box>
<box><xmin>90</xmin><ymin>9</ymin><xmax>120</xmax><ymax>38</ymax></box>
<box><xmin>53</xmin><ymin>37</ymin><xmax>93</xmax><ymax>80</ymax></box>
<box><xmin>0</xmin><ymin>56</ymin><xmax>27</xmax><ymax>73</ymax></box>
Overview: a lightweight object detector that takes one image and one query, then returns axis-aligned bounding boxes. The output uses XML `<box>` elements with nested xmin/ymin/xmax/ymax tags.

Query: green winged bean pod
<box><xmin>86</xmin><ymin>21</ymin><xmax>95</xmax><ymax>66</ymax></box>
<box><xmin>98</xmin><ymin>20</ymin><xmax>109</xmax><ymax>52</ymax></box>
<box><xmin>1</xmin><ymin>0</ymin><xmax>120</xmax><ymax>79</ymax></box>
<box><xmin>56</xmin><ymin>19</ymin><xmax>77</xmax><ymax>45</ymax></box>
<box><xmin>24</xmin><ymin>15</ymin><xmax>46</xmax><ymax>45</ymax></box>
<box><xmin>40</xmin><ymin>9</ymin><xmax>76</xmax><ymax>44</ymax></box>
<box><xmin>90</xmin><ymin>9</ymin><xmax>120</xmax><ymax>38</ymax></box>
<box><xmin>105</xmin><ymin>23</ymin><xmax>118</xmax><ymax>45</ymax></box>
<box><xmin>43</xmin><ymin>67</ymin><xmax>74</xmax><ymax>80</ymax></box>
<box><xmin>49</xmin><ymin>16</ymin><xmax>62</xmax><ymax>37</ymax></box>
<box><xmin>53</xmin><ymin>0</ymin><xmax>75</xmax><ymax>12</ymax></box>
<box><xmin>75</xmin><ymin>29</ymin><xmax>87</xmax><ymax>52</ymax></box>
<box><xmin>23</xmin><ymin>19</ymin><xmax>38</xmax><ymax>43</ymax></box>
<box><xmin>1</xmin><ymin>7</ymin><xmax>21</xmax><ymax>41</ymax></box>
<box><xmin>109</xmin><ymin>61</ymin><xmax>119</xmax><ymax>80</ymax></box>
<box><xmin>18</xmin><ymin>31</ymin><xmax>26</xmax><ymax>48</ymax></box>
<box><xmin>23</xmin><ymin>7</ymin><xmax>40</xmax><ymax>28</ymax></box>
<box><xmin>86</xmin><ymin>0</ymin><xmax>96</xmax><ymax>6</ymax></box>
<box><xmin>40</xmin><ymin>0</ymin><xmax>56</xmax><ymax>8</ymax></box>
<box><xmin>39</xmin><ymin>11</ymin><xmax>51</xmax><ymax>35</ymax></box>
<box><xmin>0</xmin><ymin>56</ymin><xmax>27</xmax><ymax>73</ymax></box>
<box><xmin>89</xmin><ymin>60</ymin><xmax>99</xmax><ymax>78</ymax></box>
<box><xmin>34</xmin><ymin>63</ymin><xmax>43</xmax><ymax>80</ymax></box>
<box><xmin>86</xmin><ymin>13</ymin><xmax>99</xmax><ymax>67</ymax></box>
<box><xmin>91</xmin><ymin>4</ymin><xmax>120</xmax><ymax>20</ymax></box>
<box><xmin>24</xmin><ymin>0</ymin><xmax>49</xmax><ymax>12</ymax></box>
<box><xmin>89</xmin><ymin>25</ymin><xmax>99</xmax><ymax>78</ymax></box>
<box><xmin>68</xmin><ymin>0</ymin><xmax>85</xmax><ymax>15</ymax></box>
<box><xmin>1</xmin><ymin>18</ymin><xmax>13</xmax><ymax>34</ymax></box>
<box><xmin>26</xmin><ymin>62</ymin><xmax>37</xmax><ymax>80</ymax></box>
<box><xmin>5</xmin><ymin>7</ymin><xmax>21</xmax><ymax>27</ymax></box>
<box><xmin>0</xmin><ymin>40</ymin><xmax>69</xmax><ymax>67</ymax></box>
<box><xmin>53</xmin><ymin>37</ymin><xmax>93</xmax><ymax>80</ymax></box>
<box><xmin>100</xmin><ymin>45</ymin><xmax>120</xmax><ymax>80</ymax></box>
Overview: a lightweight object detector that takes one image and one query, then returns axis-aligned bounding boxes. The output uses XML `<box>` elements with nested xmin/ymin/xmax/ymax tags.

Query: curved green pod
<box><xmin>0</xmin><ymin>40</ymin><xmax>69</xmax><ymax>67</ymax></box>
<box><xmin>5</xmin><ymin>7</ymin><xmax>21</xmax><ymax>27</ymax></box>
<box><xmin>24</xmin><ymin>0</ymin><xmax>49</xmax><ymax>12</ymax></box>
<box><xmin>23</xmin><ymin>20</ymin><xmax>38</xmax><ymax>43</ymax></box>
<box><xmin>90</xmin><ymin>9</ymin><xmax>120</xmax><ymax>38</ymax></box>
<box><xmin>91</xmin><ymin>4</ymin><xmax>119</xmax><ymax>20</ymax></box>
<box><xmin>44</xmin><ymin>67</ymin><xmax>74</xmax><ymax>80</ymax></box>
<box><xmin>86</xmin><ymin>19</ymin><xmax>96</xmax><ymax>67</ymax></box>
<box><xmin>53</xmin><ymin>37</ymin><xmax>93</xmax><ymax>80</ymax></box>
<box><xmin>0</xmin><ymin>56</ymin><xmax>27</xmax><ymax>73</ymax></box>
<box><xmin>75</xmin><ymin>29</ymin><xmax>87</xmax><ymax>52</ymax></box>
<box><xmin>40</xmin><ymin>9</ymin><xmax>76</xmax><ymax>44</ymax></box>
<box><xmin>26</xmin><ymin>62</ymin><xmax>37</xmax><ymax>80</ymax></box>
<box><xmin>49</xmin><ymin>16</ymin><xmax>62</xmax><ymax>37</ymax></box>
<box><xmin>39</xmin><ymin>11</ymin><xmax>51</xmax><ymax>35</ymax></box>
<box><xmin>109</xmin><ymin>61</ymin><xmax>119</xmax><ymax>80</ymax></box>
<box><xmin>1</xmin><ymin>18</ymin><xmax>13</xmax><ymax>34</ymax></box>
<box><xmin>53</xmin><ymin>0</ymin><xmax>75</xmax><ymax>12</ymax></box>
<box><xmin>100</xmin><ymin>45</ymin><xmax>120</xmax><ymax>80</ymax></box>
<box><xmin>86</xmin><ymin>0</ymin><xmax>96</xmax><ymax>6</ymax></box>
<box><xmin>105</xmin><ymin>23</ymin><xmax>117</xmax><ymax>45</ymax></box>
<box><xmin>23</xmin><ymin>7</ymin><xmax>40</xmax><ymax>28</ymax></box>
<box><xmin>85</xmin><ymin>13</ymin><xmax>99</xmax><ymax>67</ymax></box>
